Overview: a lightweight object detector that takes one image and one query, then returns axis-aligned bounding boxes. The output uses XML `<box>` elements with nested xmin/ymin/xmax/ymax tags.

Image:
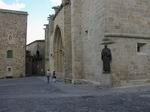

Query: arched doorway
<box><xmin>54</xmin><ymin>26</ymin><xmax>64</xmax><ymax>78</ymax></box>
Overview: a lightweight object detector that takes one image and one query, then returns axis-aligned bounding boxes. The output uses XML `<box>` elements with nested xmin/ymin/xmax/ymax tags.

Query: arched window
<box><xmin>7</xmin><ymin>50</ymin><xmax>13</xmax><ymax>58</ymax></box>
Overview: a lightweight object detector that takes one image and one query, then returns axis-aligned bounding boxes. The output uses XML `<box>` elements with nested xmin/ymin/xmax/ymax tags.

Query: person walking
<box><xmin>46</xmin><ymin>69</ymin><xmax>51</xmax><ymax>84</ymax></box>
<box><xmin>52</xmin><ymin>71</ymin><xmax>56</xmax><ymax>82</ymax></box>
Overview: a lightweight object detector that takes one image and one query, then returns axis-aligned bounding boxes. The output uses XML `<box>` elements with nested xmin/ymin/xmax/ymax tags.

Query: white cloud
<box><xmin>0</xmin><ymin>0</ymin><xmax>26</xmax><ymax>10</ymax></box>
<box><xmin>50</xmin><ymin>0</ymin><xmax>62</xmax><ymax>6</ymax></box>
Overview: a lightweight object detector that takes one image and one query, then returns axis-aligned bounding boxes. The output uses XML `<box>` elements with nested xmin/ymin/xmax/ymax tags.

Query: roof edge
<box><xmin>0</xmin><ymin>9</ymin><xmax>28</xmax><ymax>15</ymax></box>
<box><xmin>27</xmin><ymin>40</ymin><xmax>45</xmax><ymax>46</ymax></box>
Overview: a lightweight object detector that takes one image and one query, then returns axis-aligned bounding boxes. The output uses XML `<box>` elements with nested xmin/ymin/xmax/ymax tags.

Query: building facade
<box><xmin>45</xmin><ymin>0</ymin><xmax>150</xmax><ymax>86</ymax></box>
<box><xmin>0</xmin><ymin>9</ymin><xmax>27</xmax><ymax>78</ymax></box>
<box><xmin>26</xmin><ymin>40</ymin><xmax>45</xmax><ymax>76</ymax></box>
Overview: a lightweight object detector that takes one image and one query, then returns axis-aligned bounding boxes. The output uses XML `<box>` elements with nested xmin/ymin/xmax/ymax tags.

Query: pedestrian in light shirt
<box><xmin>46</xmin><ymin>69</ymin><xmax>51</xmax><ymax>84</ymax></box>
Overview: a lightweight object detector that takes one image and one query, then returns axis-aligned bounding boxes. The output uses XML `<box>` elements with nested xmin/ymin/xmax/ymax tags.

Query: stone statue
<box><xmin>36</xmin><ymin>50</ymin><xmax>40</xmax><ymax>58</ymax></box>
<box><xmin>101</xmin><ymin>45</ymin><xmax>112</xmax><ymax>73</ymax></box>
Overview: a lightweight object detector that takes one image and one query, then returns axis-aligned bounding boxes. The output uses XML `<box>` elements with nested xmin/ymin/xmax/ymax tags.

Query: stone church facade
<box><xmin>45</xmin><ymin>0</ymin><xmax>150</xmax><ymax>86</ymax></box>
<box><xmin>0</xmin><ymin>9</ymin><xmax>27</xmax><ymax>78</ymax></box>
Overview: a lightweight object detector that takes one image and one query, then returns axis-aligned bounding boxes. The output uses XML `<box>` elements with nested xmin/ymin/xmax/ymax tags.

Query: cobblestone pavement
<box><xmin>0</xmin><ymin>77</ymin><xmax>150</xmax><ymax>112</ymax></box>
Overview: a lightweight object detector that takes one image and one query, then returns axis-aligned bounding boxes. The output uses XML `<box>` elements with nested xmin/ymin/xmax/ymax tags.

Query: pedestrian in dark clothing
<box><xmin>52</xmin><ymin>71</ymin><xmax>56</xmax><ymax>82</ymax></box>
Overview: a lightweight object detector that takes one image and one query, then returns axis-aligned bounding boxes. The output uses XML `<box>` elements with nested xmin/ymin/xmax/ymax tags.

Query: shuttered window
<box><xmin>7</xmin><ymin>50</ymin><xmax>13</xmax><ymax>58</ymax></box>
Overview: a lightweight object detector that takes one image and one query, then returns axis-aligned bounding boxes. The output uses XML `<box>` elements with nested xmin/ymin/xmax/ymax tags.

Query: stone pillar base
<box><xmin>64</xmin><ymin>78</ymin><xmax>72</xmax><ymax>84</ymax></box>
<box><xmin>72</xmin><ymin>79</ymin><xmax>88</xmax><ymax>85</ymax></box>
<box><xmin>100</xmin><ymin>73</ymin><xmax>112</xmax><ymax>87</ymax></box>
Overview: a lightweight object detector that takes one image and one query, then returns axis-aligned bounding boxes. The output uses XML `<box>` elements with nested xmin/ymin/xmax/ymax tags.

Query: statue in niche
<box><xmin>101</xmin><ymin>45</ymin><xmax>112</xmax><ymax>73</ymax></box>
<box><xmin>36</xmin><ymin>50</ymin><xmax>40</xmax><ymax>60</ymax></box>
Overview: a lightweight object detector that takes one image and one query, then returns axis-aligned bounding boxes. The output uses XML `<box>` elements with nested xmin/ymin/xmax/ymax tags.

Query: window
<box><xmin>137</xmin><ymin>43</ymin><xmax>146</xmax><ymax>52</ymax></box>
<box><xmin>8</xmin><ymin>68</ymin><xmax>11</xmax><ymax>72</ymax></box>
<box><xmin>7</xmin><ymin>50</ymin><xmax>13</xmax><ymax>58</ymax></box>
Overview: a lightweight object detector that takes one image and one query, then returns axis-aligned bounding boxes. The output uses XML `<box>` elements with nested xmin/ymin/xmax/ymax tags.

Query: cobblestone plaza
<box><xmin>0</xmin><ymin>77</ymin><xmax>150</xmax><ymax>112</ymax></box>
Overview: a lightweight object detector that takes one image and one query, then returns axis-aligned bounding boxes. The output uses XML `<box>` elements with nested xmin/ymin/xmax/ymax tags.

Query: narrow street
<box><xmin>0</xmin><ymin>77</ymin><xmax>150</xmax><ymax>112</ymax></box>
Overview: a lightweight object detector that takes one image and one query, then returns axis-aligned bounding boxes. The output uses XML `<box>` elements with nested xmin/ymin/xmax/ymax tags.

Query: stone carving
<box><xmin>52</xmin><ymin>6</ymin><xmax>60</xmax><ymax>14</ymax></box>
<box><xmin>101</xmin><ymin>45</ymin><xmax>112</xmax><ymax>73</ymax></box>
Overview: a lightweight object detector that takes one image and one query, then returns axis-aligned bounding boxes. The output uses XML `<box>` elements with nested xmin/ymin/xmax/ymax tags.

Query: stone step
<box><xmin>120</xmin><ymin>79</ymin><xmax>150</xmax><ymax>87</ymax></box>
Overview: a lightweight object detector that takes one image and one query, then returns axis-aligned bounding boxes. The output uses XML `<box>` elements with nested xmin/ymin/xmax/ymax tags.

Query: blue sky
<box><xmin>0</xmin><ymin>0</ymin><xmax>61</xmax><ymax>44</ymax></box>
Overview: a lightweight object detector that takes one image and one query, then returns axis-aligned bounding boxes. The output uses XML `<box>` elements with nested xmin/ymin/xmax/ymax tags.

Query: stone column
<box><xmin>58</xmin><ymin>37</ymin><xmax>60</xmax><ymax>73</ymax></box>
<box><xmin>71</xmin><ymin>0</ymin><xmax>83</xmax><ymax>83</ymax></box>
<box><xmin>44</xmin><ymin>24</ymin><xmax>49</xmax><ymax>73</ymax></box>
<box><xmin>48</xmin><ymin>15</ymin><xmax>54</xmax><ymax>72</ymax></box>
<box><xmin>63</xmin><ymin>1</ymin><xmax>72</xmax><ymax>83</ymax></box>
<box><xmin>44</xmin><ymin>26</ymin><xmax>48</xmax><ymax>72</ymax></box>
<box><xmin>56</xmin><ymin>35</ymin><xmax>59</xmax><ymax>72</ymax></box>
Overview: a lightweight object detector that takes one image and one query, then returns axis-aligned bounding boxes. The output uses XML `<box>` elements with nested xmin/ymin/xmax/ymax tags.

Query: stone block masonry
<box><xmin>0</xmin><ymin>9</ymin><xmax>28</xmax><ymax>78</ymax></box>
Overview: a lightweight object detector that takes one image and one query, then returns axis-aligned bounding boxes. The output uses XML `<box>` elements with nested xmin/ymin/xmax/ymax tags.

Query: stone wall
<box><xmin>63</xmin><ymin>3</ymin><xmax>72</xmax><ymax>82</ymax></box>
<box><xmin>75</xmin><ymin>0</ymin><xmax>105</xmax><ymax>84</ymax></box>
<box><xmin>45</xmin><ymin>0</ymin><xmax>150</xmax><ymax>86</ymax></box>
<box><xmin>47</xmin><ymin>3</ymin><xmax>72</xmax><ymax>81</ymax></box>
<box><xmin>0</xmin><ymin>9</ymin><xmax>27</xmax><ymax>78</ymax></box>
<box><xmin>71</xmin><ymin>0</ymin><xmax>83</xmax><ymax>82</ymax></box>
<box><xmin>49</xmin><ymin>8</ymin><xmax>64</xmax><ymax>78</ymax></box>
<box><xmin>104</xmin><ymin>0</ymin><xmax>150</xmax><ymax>86</ymax></box>
<box><xmin>27</xmin><ymin>40</ymin><xmax>45</xmax><ymax>57</ymax></box>
<box><xmin>26</xmin><ymin>40</ymin><xmax>45</xmax><ymax>75</ymax></box>
<box><xmin>108</xmin><ymin>37</ymin><xmax>150</xmax><ymax>86</ymax></box>
<box><xmin>26</xmin><ymin>42</ymin><xmax>38</xmax><ymax>56</ymax></box>
<box><xmin>105</xmin><ymin>0</ymin><xmax>150</xmax><ymax>36</ymax></box>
